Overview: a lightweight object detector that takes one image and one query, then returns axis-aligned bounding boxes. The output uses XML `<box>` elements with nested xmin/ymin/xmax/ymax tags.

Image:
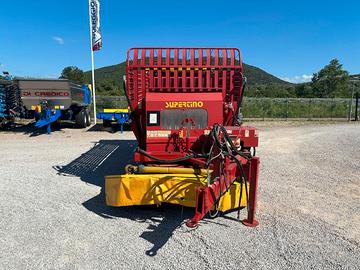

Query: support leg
<box><xmin>47</xmin><ymin>123</ymin><xmax>51</xmax><ymax>134</ymax></box>
<box><xmin>242</xmin><ymin>157</ymin><xmax>260</xmax><ymax>227</ymax></box>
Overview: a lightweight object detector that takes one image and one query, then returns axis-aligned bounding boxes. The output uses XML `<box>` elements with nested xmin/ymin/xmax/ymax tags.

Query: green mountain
<box><xmin>84</xmin><ymin>61</ymin><xmax>292</xmax><ymax>96</ymax></box>
<box><xmin>243</xmin><ymin>63</ymin><xmax>291</xmax><ymax>86</ymax></box>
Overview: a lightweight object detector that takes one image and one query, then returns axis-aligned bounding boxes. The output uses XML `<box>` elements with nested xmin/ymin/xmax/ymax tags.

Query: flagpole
<box><xmin>88</xmin><ymin>0</ymin><xmax>97</xmax><ymax>125</ymax></box>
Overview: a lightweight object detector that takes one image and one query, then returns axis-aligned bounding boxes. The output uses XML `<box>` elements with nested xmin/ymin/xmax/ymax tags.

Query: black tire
<box><xmin>103</xmin><ymin>120</ymin><xmax>112</xmax><ymax>127</ymax></box>
<box><xmin>75</xmin><ymin>110</ymin><xmax>87</xmax><ymax>128</ymax></box>
<box><xmin>85</xmin><ymin>109</ymin><xmax>91</xmax><ymax>126</ymax></box>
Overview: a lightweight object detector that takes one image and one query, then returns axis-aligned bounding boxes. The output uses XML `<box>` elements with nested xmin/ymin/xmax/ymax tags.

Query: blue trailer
<box><xmin>17</xmin><ymin>78</ymin><xmax>92</xmax><ymax>128</ymax></box>
<box><xmin>1</xmin><ymin>78</ymin><xmax>93</xmax><ymax>133</ymax></box>
<box><xmin>33</xmin><ymin>84</ymin><xmax>92</xmax><ymax>134</ymax></box>
<box><xmin>97</xmin><ymin>109</ymin><xmax>129</xmax><ymax>133</ymax></box>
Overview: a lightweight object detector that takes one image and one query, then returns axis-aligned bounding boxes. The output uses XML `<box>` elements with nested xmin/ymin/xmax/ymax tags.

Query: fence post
<box><xmin>308</xmin><ymin>99</ymin><xmax>312</xmax><ymax>120</ymax></box>
<box><xmin>348</xmin><ymin>98</ymin><xmax>352</xmax><ymax>121</ymax></box>
<box><xmin>262</xmin><ymin>99</ymin><xmax>265</xmax><ymax>121</ymax></box>
<box><xmin>355</xmin><ymin>92</ymin><xmax>359</xmax><ymax>121</ymax></box>
<box><xmin>330</xmin><ymin>100</ymin><xmax>333</xmax><ymax>121</ymax></box>
<box><xmin>348</xmin><ymin>81</ymin><xmax>356</xmax><ymax>121</ymax></box>
<box><xmin>286</xmin><ymin>99</ymin><xmax>289</xmax><ymax>120</ymax></box>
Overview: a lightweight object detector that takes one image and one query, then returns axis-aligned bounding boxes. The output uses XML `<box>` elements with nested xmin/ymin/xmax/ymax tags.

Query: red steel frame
<box><xmin>186</xmin><ymin>156</ymin><xmax>260</xmax><ymax>227</ymax></box>
<box><xmin>126</xmin><ymin>48</ymin><xmax>244</xmax><ymax>148</ymax></box>
<box><xmin>125</xmin><ymin>48</ymin><xmax>260</xmax><ymax>227</ymax></box>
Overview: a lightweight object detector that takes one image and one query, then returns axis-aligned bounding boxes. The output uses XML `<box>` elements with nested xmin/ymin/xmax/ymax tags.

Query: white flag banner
<box><xmin>89</xmin><ymin>0</ymin><xmax>102</xmax><ymax>51</ymax></box>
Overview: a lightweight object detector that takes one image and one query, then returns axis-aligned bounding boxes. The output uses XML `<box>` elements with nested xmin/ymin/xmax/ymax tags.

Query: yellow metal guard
<box><xmin>103</xmin><ymin>108</ymin><xmax>128</xmax><ymax>113</ymax></box>
<box><xmin>105</xmin><ymin>173</ymin><xmax>248</xmax><ymax>212</ymax></box>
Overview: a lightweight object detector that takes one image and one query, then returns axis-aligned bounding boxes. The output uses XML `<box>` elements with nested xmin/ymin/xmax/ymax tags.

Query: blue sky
<box><xmin>1</xmin><ymin>0</ymin><xmax>359</xmax><ymax>83</ymax></box>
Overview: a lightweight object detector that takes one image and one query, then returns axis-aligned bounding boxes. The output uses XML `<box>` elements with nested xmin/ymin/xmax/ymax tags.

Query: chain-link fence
<box><xmin>96</xmin><ymin>96</ymin><xmax>128</xmax><ymax>112</ymax></box>
<box><xmin>95</xmin><ymin>96</ymin><xmax>355</xmax><ymax>120</ymax></box>
<box><xmin>242</xmin><ymin>98</ymin><xmax>355</xmax><ymax>120</ymax></box>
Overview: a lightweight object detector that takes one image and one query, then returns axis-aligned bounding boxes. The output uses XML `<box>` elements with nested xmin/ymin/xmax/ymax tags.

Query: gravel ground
<box><xmin>0</xmin><ymin>122</ymin><xmax>359</xmax><ymax>269</ymax></box>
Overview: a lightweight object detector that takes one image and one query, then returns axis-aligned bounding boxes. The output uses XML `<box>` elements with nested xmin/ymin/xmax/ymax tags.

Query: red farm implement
<box><xmin>105</xmin><ymin>48</ymin><xmax>260</xmax><ymax>227</ymax></box>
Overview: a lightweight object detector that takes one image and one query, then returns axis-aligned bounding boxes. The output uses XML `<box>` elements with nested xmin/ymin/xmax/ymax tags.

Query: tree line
<box><xmin>60</xmin><ymin>59</ymin><xmax>357</xmax><ymax>98</ymax></box>
<box><xmin>246</xmin><ymin>59</ymin><xmax>355</xmax><ymax>98</ymax></box>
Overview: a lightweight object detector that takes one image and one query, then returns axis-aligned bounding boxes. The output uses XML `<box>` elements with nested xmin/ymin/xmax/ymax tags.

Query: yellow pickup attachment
<box><xmin>105</xmin><ymin>173</ymin><xmax>248</xmax><ymax>212</ymax></box>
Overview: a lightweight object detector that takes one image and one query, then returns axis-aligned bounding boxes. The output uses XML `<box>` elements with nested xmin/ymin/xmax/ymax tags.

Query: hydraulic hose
<box><xmin>136</xmin><ymin>124</ymin><xmax>251</xmax><ymax>217</ymax></box>
<box><xmin>210</xmin><ymin>124</ymin><xmax>251</xmax><ymax>161</ymax></box>
<box><xmin>233</xmin><ymin>75</ymin><xmax>247</xmax><ymax>126</ymax></box>
<box><xmin>125</xmin><ymin>164</ymin><xmax>212</xmax><ymax>175</ymax></box>
<box><xmin>203</xmin><ymin>124</ymin><xmax>251</xmax><ymax>219</ymax></box>
<box><xmin>136</xmin><ymin>147</ymin><xmax>197</xmax><ymax>164</ymax></box>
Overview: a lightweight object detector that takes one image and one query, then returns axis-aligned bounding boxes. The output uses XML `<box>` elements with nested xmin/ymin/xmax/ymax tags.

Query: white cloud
<box><xmin>52</xmin><ymin>36</ymin><xmax>64</xmax><ymax>45</ymax></box>
<box><xmin>281</xmin><ymin>74</ymin><xmax>313</xmax><ymax>84</ymax></box>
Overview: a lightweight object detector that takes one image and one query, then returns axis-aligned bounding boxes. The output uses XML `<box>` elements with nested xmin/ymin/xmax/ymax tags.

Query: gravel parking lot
<box><xmin>0</xmin><ymin>122</ymin><xmax>359</xmax><ymax>269</ymax></box>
